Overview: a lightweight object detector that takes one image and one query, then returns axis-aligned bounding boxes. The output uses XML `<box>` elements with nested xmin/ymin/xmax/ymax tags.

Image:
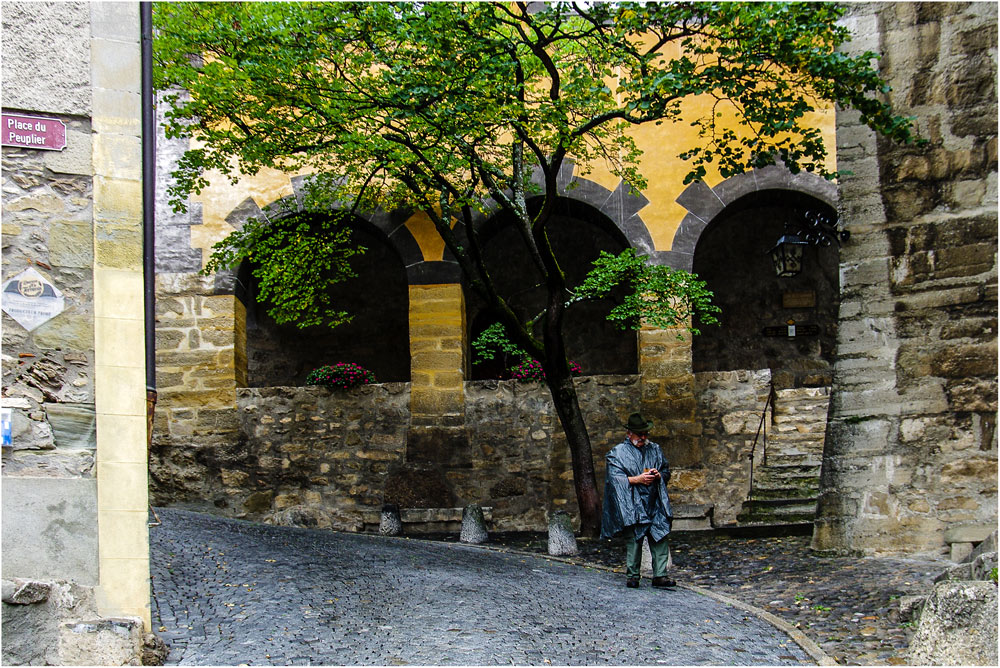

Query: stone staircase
<box><xmin>737</xmin><ymin>386</ymin><xmax>830</xmax><ymax>526</ymax></box>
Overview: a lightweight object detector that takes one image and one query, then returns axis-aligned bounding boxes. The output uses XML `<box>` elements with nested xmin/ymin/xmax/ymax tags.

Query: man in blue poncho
<box><xmin>601</xmin><ymin>412</ymin><xmax>675</xmax><ymax>589</ymax></box>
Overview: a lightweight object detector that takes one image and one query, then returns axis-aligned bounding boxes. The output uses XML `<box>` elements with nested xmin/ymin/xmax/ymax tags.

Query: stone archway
<box><xmin>239</xmin><ymin>217</ymin><xmax>412</xmax><ymax>386</ymax></box>
<box><xmin>669</xmin><ymin>166</ymin><xmax>837</xmax><ymax>270</ymax></box>
<box><xmin>661</xmin><ymin>167</ymin><xmax>839</xmax><ymax>527</ymax></box>
<box><xmin>691</xmin><ymin>189</ymin><xmax>840</xmax><ymax>388</ymax></box>
<box><xmin>466</xmin><ymin>196</ymin><xmax>639</xmax><ymax>379</ymax></box>
<box><xmin>217</xmin><ymin>185</ymin><xmax>424</xmax><ymax>386</ymax></box>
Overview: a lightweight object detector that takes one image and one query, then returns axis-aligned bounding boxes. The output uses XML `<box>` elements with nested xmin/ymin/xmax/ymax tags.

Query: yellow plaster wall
<box><xmin>184</xmin><ymin>81</ymin><xmax>835</xmax><ymax>268</ymax></box>
<box><xmin>90</xmin><ymin>1</ymin><xmax>150</xmax><ymax>629</ymax></box>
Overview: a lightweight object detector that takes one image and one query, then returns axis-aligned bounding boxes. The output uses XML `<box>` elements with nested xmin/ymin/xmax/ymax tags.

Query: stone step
<box><xmin>759</xmin><ymin>453</ymin><xmax>823</xmax><ymax>468</ymax></box>
<box><xmin>753</xmin><ymin>475</ymin><xmax>821</xmax><ymax>490</ymax></box>
<box><xmin>742</xmin><ymin>496</ymin><xmax>818</xmax><ymax>510</ymax></box>
<box><xmin>670</xmin><ymin>503</ymin><xmax>714</xmax><ymax>531</ymax></box>
<box><xmin>770</xmin><ymin>421</ymin><xmax>827</xmax><ymax>434</ymax></box>
<box><xmin>748</xmin><ymin>485</ymin><xmax>818</xmax><ymax>500</ymax></box>
<box><xmin>761</xmin><ymin>445</ymin><xmax>825</xmax><ymax>461</ymax></box>
<box><xmin>772</xmin><ymin>404</ymin><xmax>830</xmax><ymax>419</ymax></box>
<box><xmin>774</xmin><ymin>386</ymin><xmax>830</xmax><ymax>399</ymax></box>
<box><xmin>737</xmin><ymin>498</ymin><xmax>818</xmax><ymax>525</ymax></box>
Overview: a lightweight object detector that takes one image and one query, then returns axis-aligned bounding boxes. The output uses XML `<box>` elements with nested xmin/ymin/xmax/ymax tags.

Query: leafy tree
<box><xmin>154</xmin><ymin>1</ymin><xmax>916</xmax><ymax>536</ymax></box>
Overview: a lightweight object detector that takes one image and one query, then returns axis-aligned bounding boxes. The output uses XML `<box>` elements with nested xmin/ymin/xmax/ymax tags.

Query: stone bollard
<box><xmin>379</xmin><ymin>504</ymin><xmax>402</xmax><ymax>536</ymax></box>
<box><xmin>547</xmin><ymin>510</ymin><xmax>578</xmax><ymax>556</ymax></box>
<box><xmin>640</xmin><ymin>537</ymin><xmax>673</xmax><ymax>576</ymax></box>
<box><xmin>460</xmin><ymin>504</ymin><xmax>488</xmax><ymax>544</ymax></box>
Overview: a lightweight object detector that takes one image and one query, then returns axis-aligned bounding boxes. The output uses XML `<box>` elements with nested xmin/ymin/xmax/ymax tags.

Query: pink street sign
<box><xmin>2</xmin><ymin>113</ymin><xmax>67</xmax><ymax>151</ymax></box>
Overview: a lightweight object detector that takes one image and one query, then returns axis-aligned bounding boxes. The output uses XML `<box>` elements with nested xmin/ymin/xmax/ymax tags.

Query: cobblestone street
<box><xmin>150</xmin><ymin>509</ymin><xmax>813</xmax><ymax>665</ymax></box>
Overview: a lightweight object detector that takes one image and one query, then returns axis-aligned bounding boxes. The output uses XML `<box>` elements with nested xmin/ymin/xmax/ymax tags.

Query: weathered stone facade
<box><xmin>3</xmin><ymin>2</ymin><xmax>152</xmax><ymax>663</ymax></box>
<box><xmin>815</xmin><ymin>2</ymin><xmax>998</xmax><ymax>555</ymax></box>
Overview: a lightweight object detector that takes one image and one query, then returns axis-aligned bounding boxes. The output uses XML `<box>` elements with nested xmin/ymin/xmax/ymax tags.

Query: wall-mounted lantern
<box><xmin>769</xmin><ymin>209</ymin><xmax>849</xmax><ymax>277</ymax></box>
<box><xmin>770</xmin><ymin>234</ymin><xmax>808</xmax><ymax>277</ymax></box>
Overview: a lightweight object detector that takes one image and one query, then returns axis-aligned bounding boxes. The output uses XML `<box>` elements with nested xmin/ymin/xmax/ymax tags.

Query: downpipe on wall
<box><xmin>141</xmin><ymin>2</ymin><xmax>158</xmax><ymax>501</ymax></box>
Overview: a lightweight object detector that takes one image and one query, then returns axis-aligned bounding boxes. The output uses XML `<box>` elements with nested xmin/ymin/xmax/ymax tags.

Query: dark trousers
<box><xmin>625</xmin><ymin>532</ymin><xmax>670</xmax><ymax>578</ymax></box>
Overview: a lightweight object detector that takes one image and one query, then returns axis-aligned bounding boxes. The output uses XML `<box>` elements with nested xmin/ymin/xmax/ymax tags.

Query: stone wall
<box><xmin>2</xmin><ymin>0</ymin><xmax>99</xmax><ymax>584</ymax></box>
<box><xmin>2</xmin><ymin>140</ymin><xmax>97</xmax><ymax>474</ymax></box>
<box><xmin>150</xmin><ymin>273</ymin><xmax>244</xmax><ymax>505</ymax></box>
<box><xmin>153</xmin><ymin>370</ymin><xmax>780</xmax><ymax>532</ymax></box>
<box><xmin>690</xmin><ymin>369</ymin><xmax>773</xmax><ymax>525</ymax></box>
<box><xmin>156</xmin><ymin>377</ymin><xmax>642</xmax><ymax>531</ymax></box>
<box><xmin>815</xmin><ymin>2</ymin><xmax>998</xmax><ymax>555</ymax></box>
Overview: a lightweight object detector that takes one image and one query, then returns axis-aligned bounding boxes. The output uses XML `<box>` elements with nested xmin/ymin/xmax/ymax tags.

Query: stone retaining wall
<box><xmin>152</xmin><ymin>370</ymin><xmax>795</xmax><ymax>532</ymax></box>
<box><xmin>154</xmin><ymin>377</ymin><xmax>646</xmax><ymax>531</ymax></box>
<box><xmin>223</xmin><ymin>377</ymin><xmax>641</xmax><ymax>532</ymax></box>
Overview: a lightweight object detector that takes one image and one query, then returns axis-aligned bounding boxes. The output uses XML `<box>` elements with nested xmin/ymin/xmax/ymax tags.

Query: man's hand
<box><xmin>629</xmin><ymin>470</ymin><xmax>659</xmax><ymax>486</ymax></box>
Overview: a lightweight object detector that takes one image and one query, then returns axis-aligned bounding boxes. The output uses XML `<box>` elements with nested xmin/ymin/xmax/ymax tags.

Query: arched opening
<box><xmin>691</xmin><ymin>190</ymin><xmax>839</xmax><ymax>388</ymax></box>
<box><xmin>239</xmin><ymin>214</ymin><xmax>410</xmax><ymax>387</ymax></box>
<box><xmin>467</xmin><ymin>197</ymin><xmax>638</xmax><ymax>379</ymax></box>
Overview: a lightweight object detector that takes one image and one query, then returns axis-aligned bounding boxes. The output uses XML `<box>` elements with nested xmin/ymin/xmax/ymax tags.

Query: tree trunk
<box><xmin>545</xmin><ymin>370</ymin><xmax>602</xmax><ymax>537</ymax></box>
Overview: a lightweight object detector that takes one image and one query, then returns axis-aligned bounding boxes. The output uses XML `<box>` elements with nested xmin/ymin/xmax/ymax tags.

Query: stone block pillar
<box><xmin>639</xmin><ymin>325</ymin><xmax>701</xmax><ymax>489</ymax></box>
<box><xmin>150</xmin><ymin>276</ymin><xmax>243</xmax><ymax>506</ymax></box>
<box><xmin>405</xmin><ymin>284</ymin><xmax>469</xmax><ymax>468</ymax></box>
<box><xmin>408</xmin><ymin>284</ymin><xmax>467</xmax><ymax>427</ymax></box>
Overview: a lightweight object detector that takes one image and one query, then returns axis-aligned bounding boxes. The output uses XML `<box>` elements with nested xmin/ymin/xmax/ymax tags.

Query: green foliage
<box><xmin>305</xmin><ymin>362</ymin><xmax>376</xmax><ymax>389</ymax></box>
<box><xmin>471</xmin><ymin>323</ymin><xmax>529</xmax><ymax>364</ymax></box>
<box><xmin>202</xmin><ymin>210</ymin><xmax>364</xmax><ymax>328</ymax></box>
<box><xmin>155</xmin><ymin>2</ymin><xmax>917</xmax><ymax>211</ymax></box>
<box><xmin>156</xmin><ymin>1</ymin><xmax>915</xmax><ymax>341</ymax></box>
<box><xmin>574</xmin><ymin>249</ymin><xmax>721</xmax><ymax>335</ymax></box>
<box><xmin>991</xmin><ymin>567</ymin><xmax>998</xmax><ymax>584</ymax></box>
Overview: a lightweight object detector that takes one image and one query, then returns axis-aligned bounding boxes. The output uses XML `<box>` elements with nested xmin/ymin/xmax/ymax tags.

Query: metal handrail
<box><xmin>746</xmin><ymin>384</ymin><xmax>773</xmax><ymax>502</ymax></box>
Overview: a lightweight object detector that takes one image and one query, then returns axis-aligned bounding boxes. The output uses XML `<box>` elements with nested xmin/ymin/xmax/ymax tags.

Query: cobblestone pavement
<box><xmin>475</xmin><ymin>530</ymin><xmax>949</xmax><ymax>666</ymax></box>
<box><xmin>149</xmin><ymin>509</ymin><xmax>813</xmax><ymax>666</ymax></box>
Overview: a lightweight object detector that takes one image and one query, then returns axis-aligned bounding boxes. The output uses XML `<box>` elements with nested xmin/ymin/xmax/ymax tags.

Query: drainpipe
<box><xmin>141</xmin><ymin>1</ymin><xmax>157</xmax><ymax>447</ymax></box>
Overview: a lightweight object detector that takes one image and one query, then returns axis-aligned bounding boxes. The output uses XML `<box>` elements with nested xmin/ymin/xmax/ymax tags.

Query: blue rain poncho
<box><xmin>600</xmin><ymin>438</ymin><xmax>673</xmax><ymax>541</ymax></box>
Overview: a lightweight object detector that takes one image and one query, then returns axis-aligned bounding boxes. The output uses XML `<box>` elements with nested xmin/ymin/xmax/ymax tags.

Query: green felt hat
<box><xmin>624</xmin><ymin>412</ymin><xmax>653</xmax><ymax>434</ymax></box>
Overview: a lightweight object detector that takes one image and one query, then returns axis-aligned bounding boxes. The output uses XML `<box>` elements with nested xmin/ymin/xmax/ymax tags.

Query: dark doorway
<box><xmin>691</xmin><ymin>190</ymin><xmax>839</xmax><ymax>388</ymax></box>
<box><xmin>467</xmin><ymin>198</ymin><xmax>638</xmax><ymax>380</ymax></box>
<box><xmin>239</xmin><ymin>215</ymin><xmax>410</xmax><ymax>386</ymax></box>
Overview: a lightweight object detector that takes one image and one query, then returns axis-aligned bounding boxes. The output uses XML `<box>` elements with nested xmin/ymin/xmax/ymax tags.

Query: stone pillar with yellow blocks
<box><xmin>639</xmin><ymin>324</ymin><xmax>701</xmax><ymax>497</ymax></box>
<box><xmin>406</xmin><ymin>284</ymin><xmax>469</xmax><ymax>465</ymax></box>
<box><xmin>90</xmin><ymin>1</ymin><xmax>150</xmax><ymax>629</ymax></box>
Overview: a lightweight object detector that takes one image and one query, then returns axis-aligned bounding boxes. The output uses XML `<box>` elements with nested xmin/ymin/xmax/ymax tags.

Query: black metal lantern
<box><xmin>770</xmin><ymin>234</ymin><xmax>808</xmax><ymax>277</ymax></box>
<box><xmin>769</xmin><ymin>208</ymin><xmax>848</xmax><ymax>277</ymax></box>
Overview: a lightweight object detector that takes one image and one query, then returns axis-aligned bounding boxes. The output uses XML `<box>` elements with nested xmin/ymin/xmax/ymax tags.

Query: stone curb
<box><xmin>388</xmin><ymin>535</ymin><xmax>837</xmax><ymax>667</ymax></box>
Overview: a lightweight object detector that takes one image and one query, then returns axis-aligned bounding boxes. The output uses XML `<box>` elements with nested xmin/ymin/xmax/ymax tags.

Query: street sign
<box><xmin>2</xmin><ymin>113</ymin><xmax>67</xmax><ymax>151</ymax></box>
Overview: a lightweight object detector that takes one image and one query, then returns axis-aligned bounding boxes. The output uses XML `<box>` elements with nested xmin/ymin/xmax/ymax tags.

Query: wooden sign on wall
<box><xmin>782</xmin><ymin>290</ymin><xmax>816</xmax><ymax>308</ymax></box>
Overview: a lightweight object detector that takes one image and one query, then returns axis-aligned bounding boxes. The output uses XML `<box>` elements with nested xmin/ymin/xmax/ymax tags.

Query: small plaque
<box><xmin>782</xmin><ymin>291</ymin><xmax>816</xmax><ymax>309</ymax></box>
<box><xmin>2</xmin><ymin>267</ymin><xmax>65</xmax><ymax>331</ymax></box>
<box><xmin>762</xmin><ymin>324</ymin><xmax>820</xmax><ymax>337</ymax></box>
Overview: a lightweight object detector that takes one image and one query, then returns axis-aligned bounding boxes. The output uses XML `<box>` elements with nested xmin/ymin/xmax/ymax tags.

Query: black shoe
<box><xmin>651</xmin><ymin>576</ymin><xmax>676</xmax><ymax>588</ymax></box>
<box><xmin>626</xmin><ymin>577</ymin><xmax>640</xmax><ymax>588</ymax></box>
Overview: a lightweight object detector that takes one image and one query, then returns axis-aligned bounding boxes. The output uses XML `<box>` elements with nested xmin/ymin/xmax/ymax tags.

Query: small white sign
<box><xmin>1</xmin><ymin>407</ymin><xmax>12</xmax><ymax>447</ymax></box>
<box><xmin>2</xmin><ymin>267</ymin><xmax>65</xmax><ymax>331</ymax></box>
